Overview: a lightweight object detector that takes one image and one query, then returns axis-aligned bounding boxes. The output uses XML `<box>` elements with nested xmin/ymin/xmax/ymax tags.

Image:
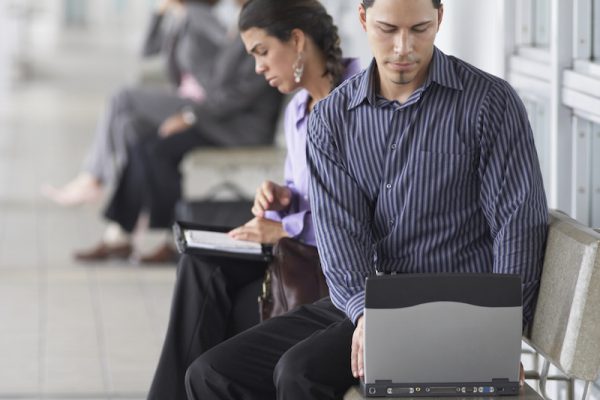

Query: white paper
<box><xmin>184</xmin><ymin>229</ymin><xmax>262</xmax><ymax>255</ymax></box>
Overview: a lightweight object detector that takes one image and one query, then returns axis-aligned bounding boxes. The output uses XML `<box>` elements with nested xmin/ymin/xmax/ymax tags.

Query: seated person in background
<box><xmin>70</xmin><ymin>0</ymin><xmax>284</xmax><ymax>263</ymax></box>
<box><xmin>42</xmin><ymin>0</ymin><xmax>226</xmax><ymax>206</ymax></box>
<box><xmin>145</xmin><ymin>0</ymin><xmax>360</xmax><ymax>396</ymax></box>
<box><xmin>183</xmin><ymin>0</ymin><xmax>548</xmax><ymax>398</ymax></box>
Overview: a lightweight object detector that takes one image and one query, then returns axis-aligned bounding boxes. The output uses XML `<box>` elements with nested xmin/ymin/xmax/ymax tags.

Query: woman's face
<box><xmin>241</xmin><ymin>27</ymin><xmax>301</xmax><ymax>94</ymax></box>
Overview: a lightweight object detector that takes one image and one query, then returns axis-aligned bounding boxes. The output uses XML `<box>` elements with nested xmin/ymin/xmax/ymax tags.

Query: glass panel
<box><xmin>522</xmin><ymin>97</ymin><xmax>551</xmax><ymax>192</ymax></box>
<box><xmin>592</xmin><ymin>122</ymin><xmax>600</xmax><ymax>228</ymax></box>
<box><xmin>533</xmin><ymin>0</ymin><xmax>550</xmax><ymax>48</ymax></box>
<box><xmin>573</xmin><ymin>117</ymin><xmax>593</xmax><ymax>226</ymax></box>
<box><xmin>594</xmin><ymin>0</ymin><xmax>600</xmax><ymax>61</ymax></box>
<box><xmin>64</xmin><ymin>0</ymin><xmax>88</xmax><ymax>26</ymax></box>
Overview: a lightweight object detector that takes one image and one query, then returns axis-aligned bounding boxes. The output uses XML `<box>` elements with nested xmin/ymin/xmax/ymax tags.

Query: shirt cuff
<box><xmin>346</xmin><ymin>291</ymin><xmax>366</xmax><ymax>325</ymax></box>
<box><xmin>264</xmin><ymin>210</ymin><xmax>282</xmax><ymax>222</ymax></box>
<box><xmin>281</xmin><ymin>210</ymin><xmax>308</xmax><ymax>238</ymax></box>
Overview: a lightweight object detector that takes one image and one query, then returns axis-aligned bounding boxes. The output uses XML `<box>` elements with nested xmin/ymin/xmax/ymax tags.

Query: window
<box><xmin>516</xmin><ymin>0</ymin><xmax>551</xmax><ymax>49</ymax></box>
<box><xmin>509</xmin><ymin>0</ymin><xmax>553</xmax><ymax>204</ymax></box>
<box><xmin>521</xmin><ymin>97</ymin><xmax>551</xmax><ymax>189</ymax></box>
<box><xmin>594</xmin><ymin>0</ymin><xmax>600</xmax><ymax>61</ymax></box>
<box><xmin>574</xmin><ymin>0</ymin><xmax>600</xmax><ymax>72</ymax></box>
<box><xmin>572</xmin><ymin>117</ymin><xmax>600</xmax><ymax>227</ymax></box>
<box><xmin>533</xmin><ymin>0</ymin><xmax>551</xmax><ymax>48</ymax></box>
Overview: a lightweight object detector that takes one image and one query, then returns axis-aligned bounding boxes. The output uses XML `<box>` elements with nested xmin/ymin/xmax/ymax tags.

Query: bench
<box><xmin>181</xmin><ymin>145</ymin><xmax>286</xmax><ymax>200</ymax></box>
<box><xmin>344</xmin><ymin>210</ymin><xmax>600</xmax><ymax>400</ymax></box>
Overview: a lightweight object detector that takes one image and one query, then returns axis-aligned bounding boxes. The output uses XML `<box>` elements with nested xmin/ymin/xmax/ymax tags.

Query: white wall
<box><xmin>434</xmin><ymin>0</ymin><xmax>507</xmax><ymax>77</ymax></box>
<box><xmin>325</xmin><ymin>0</ymin><xmax>508</xmax><ymax>77</ymax></box>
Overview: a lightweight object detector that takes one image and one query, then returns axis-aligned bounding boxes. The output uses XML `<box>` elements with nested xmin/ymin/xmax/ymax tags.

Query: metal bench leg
<box><xmin>566</xmin><ymin>377</ymin><xmax>575</xmax><ymax>400</ymax></box>
<box><xmin>581</xmin><ymin>381</ymin><xmax>591</xmax><ymax>400</ymax></box>
<box><xmin>539</xmin><ymin>359</ymin><xmax>551</xmax><ymax>400</ymax></box>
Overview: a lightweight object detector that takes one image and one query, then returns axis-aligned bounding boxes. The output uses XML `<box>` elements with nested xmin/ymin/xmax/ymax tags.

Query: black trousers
<box><xmin>185</xmin><ymin>297</ymin><xmax>359</xmax><ymax>400</ymax></box>
<box><xmin>147</xmin><ymin>253</ymin><xmax>266</xmax><ymax>400</ymax></box>
<box><xmin>105</xmin><ymin>128</ymin><xmax>214</xmax><ymax>232</ymax></box>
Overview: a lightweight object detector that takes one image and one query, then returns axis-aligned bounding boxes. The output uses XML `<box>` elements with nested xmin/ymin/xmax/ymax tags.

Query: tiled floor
<box><xmin>0</xmin><ymin>26</ymin><xmax>175</xmax><ymax>399</ymax></box>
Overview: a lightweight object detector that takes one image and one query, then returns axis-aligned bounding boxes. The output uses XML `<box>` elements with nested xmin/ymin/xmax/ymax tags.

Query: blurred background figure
<box><xmin>69</xmin><ymin>0</ymin><xmax>283</xmax><ymax>264</ymax></box>
<box><xmin>41</xmin><ymin>0</ymin><xmax>226</xmax><ymax>207</ymax></box>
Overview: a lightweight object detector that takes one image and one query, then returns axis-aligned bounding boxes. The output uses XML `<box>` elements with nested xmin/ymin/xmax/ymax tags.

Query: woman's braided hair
<box><xmin>239</xmin><ymin>0</ymin><xmax>344</xmax><ymax>87</ymax></box>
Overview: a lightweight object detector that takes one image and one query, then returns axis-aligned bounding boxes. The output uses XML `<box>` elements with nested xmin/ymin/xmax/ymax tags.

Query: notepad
<box><xmin>172</xmin><ymin>221</ymin><xmax>273</xmax><ymax>261</ymax></box>
<box><xmin>184</xmin><ymin>229</ymin><xmax>262</xmax><ymax>255</ymax></box>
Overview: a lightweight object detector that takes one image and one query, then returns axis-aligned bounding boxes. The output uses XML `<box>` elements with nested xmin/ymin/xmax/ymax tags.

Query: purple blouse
<box><xmin>265</xmin><ymin>59</ymin><xmax>361</xmax><ymax>246</ymax></box>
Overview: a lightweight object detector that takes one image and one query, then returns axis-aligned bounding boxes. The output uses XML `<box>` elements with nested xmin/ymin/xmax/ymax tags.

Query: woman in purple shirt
<box><xmin>147</xmin><ymin>0</ymin><xmax>360</xmax><ymax>398</ymax></box>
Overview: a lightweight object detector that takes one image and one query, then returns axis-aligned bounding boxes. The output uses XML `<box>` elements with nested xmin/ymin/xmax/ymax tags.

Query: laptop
<box><xmin>362</xmin><ymin>273</ymin><xmax>522</xmax><ymax>397</ymax></box>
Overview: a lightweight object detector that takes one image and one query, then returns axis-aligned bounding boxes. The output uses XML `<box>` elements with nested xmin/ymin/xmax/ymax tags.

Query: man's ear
<box><xmin>290</xmin><ymin>28</ymin><xmax>307</xmax><ymax>52</ymax></box>
<box><xmin>436</xmin><ymin>5</ymin><xmax>444</xmax><ymax>31</ymax></box>
<box><xmin>359</xmin><ymin>4</ymin><xmax>368</xmax><ymax>32</ymax></box>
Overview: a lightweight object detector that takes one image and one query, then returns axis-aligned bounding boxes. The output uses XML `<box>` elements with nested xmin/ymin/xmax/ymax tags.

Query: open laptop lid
<box><xmin>363</xmin><ymin>273</ymin><xmax>522</xmax><ymax>397</ymax></box>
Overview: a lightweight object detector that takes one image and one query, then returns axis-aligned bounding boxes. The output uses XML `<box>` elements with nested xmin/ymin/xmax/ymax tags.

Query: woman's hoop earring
<box><xmin>293</xmin><ymin>52</ymin><xmax>305</xmax><ymax>83</ymax></box>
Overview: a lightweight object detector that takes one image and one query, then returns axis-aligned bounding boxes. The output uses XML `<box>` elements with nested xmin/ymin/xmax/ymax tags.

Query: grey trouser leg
<box><xmin>83</xmin><ymin>86</ymin><xmax>195</xmax><ymax>185</ymax></box>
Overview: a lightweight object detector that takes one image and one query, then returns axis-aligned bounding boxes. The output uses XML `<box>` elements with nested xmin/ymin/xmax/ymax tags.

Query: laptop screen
<box><xmin>363</xmin><ymin>273</ymin><xmax>522</xmax><ymax>397</ymax></box>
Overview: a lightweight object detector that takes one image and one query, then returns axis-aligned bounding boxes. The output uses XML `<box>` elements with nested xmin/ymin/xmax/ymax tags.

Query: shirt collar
<box><xmin>348</xmin><ymin>47</ymin><xmax>463</xmax><ymax>110</ymax></box>
<box><xmin>427</xmin><ymin>47</ymin><xmax>463</xmax><ymax>91</ymax></box>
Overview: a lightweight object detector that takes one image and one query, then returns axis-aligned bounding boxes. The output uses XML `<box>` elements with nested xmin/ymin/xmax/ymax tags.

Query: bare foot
<box><xmin>41</xmin><ymin>173</ymin><xmax>104</xmax><ymax>206</ymax></box>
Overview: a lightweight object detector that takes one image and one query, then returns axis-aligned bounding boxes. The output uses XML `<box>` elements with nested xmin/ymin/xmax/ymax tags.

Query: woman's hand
<box><xmin>228</xmin><ymin>217</ymin><xmax>289</xmax><ymax>244</ymax></box>
<box><xmin>252</xmin><ymin>181</ymin><xmax>292</xmax><ymax>217</ymax></box>
<box><xmin>159</xmin><ymin>113</ymin><xmax>191</xmax><ymax>137</ymax></box>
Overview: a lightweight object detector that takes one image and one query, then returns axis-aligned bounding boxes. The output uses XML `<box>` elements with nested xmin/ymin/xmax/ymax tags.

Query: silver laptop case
<box><xmin>363</xmin><ymin>273</ymin><xmax>522</xmax><ymax>397</ymax></box>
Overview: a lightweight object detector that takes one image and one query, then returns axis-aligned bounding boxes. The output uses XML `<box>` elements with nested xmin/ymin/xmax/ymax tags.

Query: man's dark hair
<box><xmin>239</xmin><ymin>0</ymin><xmax>344</xmax><ymax>86</ymax></box>
<box><xmin>362</xmin><ymin>0</ymin><xmax>442</xmax><ymax>9</ymax></box>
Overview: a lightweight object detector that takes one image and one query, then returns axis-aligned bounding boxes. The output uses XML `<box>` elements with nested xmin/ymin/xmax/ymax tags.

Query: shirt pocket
<box><xmin>410</xmin><ymin>150</ymin><xmax>478</xmax><ymax>216</ymax></box>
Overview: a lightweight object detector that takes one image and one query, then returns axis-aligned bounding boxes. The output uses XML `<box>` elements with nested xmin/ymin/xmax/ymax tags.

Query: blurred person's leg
<box><xmin>147</xmin><ymin>254</ymin><xmax>266</xmax><ymax>400</ymax></box>
<box><xmin>42</xmin><ymin>86</ymin><xmax>195</xmax><ymax>206</ymax></box>
<box><xmin>74</xmin><ymin>137</ymin><xmax>151</xmax><ymax>261</ymax></box>
<box><xmin>138</xmin><ymin>129</ymin><xmax>216</xmax><ymax>263</ymax></box>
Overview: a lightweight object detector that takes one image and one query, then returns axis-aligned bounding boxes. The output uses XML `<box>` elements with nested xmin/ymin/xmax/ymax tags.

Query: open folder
<box><xmin>173</xmin><ymin>221</ymin><xmax>273</xmax><ymax>261</ymax></box>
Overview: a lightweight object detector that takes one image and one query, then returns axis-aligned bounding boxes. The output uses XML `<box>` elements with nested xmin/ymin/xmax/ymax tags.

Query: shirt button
<box><xmin>391</xmin><ymin>143</ymin><xmax>397</xmax><ymax>150</ymax></box>
<box><xmin>386</xmin><ymin>183</ymin><xmax>392</xmax><ymax>189</ymax></box>
<box><xmin>389</xmin><ymin>219</ymin><xmax>395</xmax><ymax>226</ymax></box>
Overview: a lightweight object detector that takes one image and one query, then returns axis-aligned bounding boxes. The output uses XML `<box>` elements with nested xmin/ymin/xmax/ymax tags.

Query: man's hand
<box><xmin>159</xmin><ymin>113</ymin><xmax>191</xmax><ymax>137</ymax></box>
<box><xmin>252</xmin><ymin>181</ymin><xmax>292</xmax><ymax>217</ymax></box>
<box><xmin>228</xmin><ymin>217</ymin><xmax>289</xmax><ymax>244</ymax></box>
<box><xmin>519</xmin><ymin>362</ymin><xmax>525</xmax><ymax>386</ymax></box>
<box><xmin>351</xmin><ymin>315</ymin><xmax>365</xmax><ymax>379</ymax></box>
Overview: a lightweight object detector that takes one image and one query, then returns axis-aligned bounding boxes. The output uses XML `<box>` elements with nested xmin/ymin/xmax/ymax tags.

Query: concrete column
<box><xmin>435</xmin><ymin>0</ymin><xmax>506</xmax><ymax>77</ymax></box>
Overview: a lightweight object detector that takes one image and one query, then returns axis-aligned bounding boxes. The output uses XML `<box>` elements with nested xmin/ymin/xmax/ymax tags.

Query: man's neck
<box><xmin>376</xmin><ymin>65</ymin><xmax>430</xmax><ymax>104</ymax></box>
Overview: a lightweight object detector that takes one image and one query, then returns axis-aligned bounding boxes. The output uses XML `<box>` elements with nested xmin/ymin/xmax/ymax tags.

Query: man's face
<box><xmin>360</xmin><ymin>0</ymin><xmax>443</xmax><ymax>91</ymax></box>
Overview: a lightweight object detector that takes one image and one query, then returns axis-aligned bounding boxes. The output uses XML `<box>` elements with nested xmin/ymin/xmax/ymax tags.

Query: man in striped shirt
<box><xmin>184</xmin><ymin>0</ymin><xmax>548</xmax><ymax>398</ymax></box>
<box><xmin>308</xmin><ymin>0</ymin><xmax>547</xmax><ymax>383</ymax></box>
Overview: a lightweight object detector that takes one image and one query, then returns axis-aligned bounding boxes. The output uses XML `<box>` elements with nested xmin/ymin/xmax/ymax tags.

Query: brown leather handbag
<box><xmin>258</xmin><ymin>237</ymin><xmax>329</xmax><ymax>321</ymax></box>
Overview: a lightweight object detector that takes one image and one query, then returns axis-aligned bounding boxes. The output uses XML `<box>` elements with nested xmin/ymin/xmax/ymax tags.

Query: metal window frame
<box><xmin>572</xmin><ymin>117</ymin><xmax>593</xmax><ymax>225</ymax></box>
<box><xmin>594</xmin><ymin>0</ymin><xmax>600</xmax><ymax>60</ymax></box>
<box><xmin>533</xmin><ymin>0</ymin><xmax>551</xmax><ymax>48</ymax></box>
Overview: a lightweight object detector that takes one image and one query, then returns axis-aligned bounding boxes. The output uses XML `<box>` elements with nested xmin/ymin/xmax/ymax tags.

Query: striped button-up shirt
<box><xmin>307</xmin><ymin>47</ymin><xmax>548</xmax><ymax>325</ymax></box>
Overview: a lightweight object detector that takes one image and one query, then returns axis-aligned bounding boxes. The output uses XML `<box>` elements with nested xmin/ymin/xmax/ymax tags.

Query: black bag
<box><xmin>175</xmin><ymin>182</ymin><xmax>254</xmax><ymax>227</ymax></box>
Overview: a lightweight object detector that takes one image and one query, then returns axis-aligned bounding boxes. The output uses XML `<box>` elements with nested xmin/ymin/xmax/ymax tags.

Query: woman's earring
<box><xmin>293</xmin><ymin>52</ymin><xmax>305</xmax><ymax>83</ymax></box>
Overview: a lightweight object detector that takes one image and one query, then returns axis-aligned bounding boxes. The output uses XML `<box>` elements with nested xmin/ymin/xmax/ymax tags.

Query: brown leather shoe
<box><xmin>139</xmin><ymin>243</ymin><xmax>178</xmax><ymax>264</ymax></box>
<box><xmin>74</xmin><ymin>242</ymin><xmax>133</xmax><ymax>262</ymax></box>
